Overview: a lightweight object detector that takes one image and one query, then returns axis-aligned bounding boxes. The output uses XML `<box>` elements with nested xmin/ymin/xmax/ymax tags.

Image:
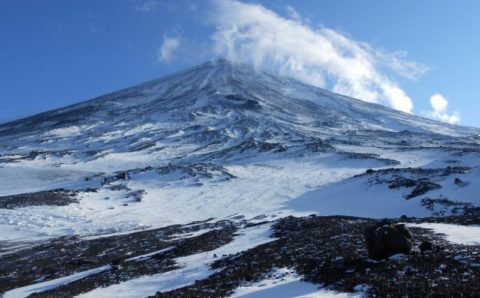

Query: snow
<box><xmin>286</xmin><ymin>172</ymin><xmax>432</xmax><ymax>219</ymax></box>
<box><xmin>44</xmin><ymin>125</ymin><xmax>83</xmax><ymax>137</ymax></box>
<box><xmin>232</xmin><ymin>268</ymin><xmax>362</xmax><ymax>298</ymax></box>
<box><xmin>77</xmin><ymin>223</ymin><xmax>275</xmax><ymax>298</ymax></box>
<box><xmin>0</xmin><ymin>155</ymin><xmax>372</xmax><ymax>243</ymax></box>
<box><xmin>3</xmin><ymin>265</ymin><xmax>111</xmax><ymax>298</ymax></box>
<box><xmin>167</xmin><ymin>228</ymin><xmax>220</xmax><ymax>241</ymax></box>
<box><xmin>407</xmin><ymin>223</ymin><xmax>480</xmax><ymax>245</ymax></box>
<box><xmin>126</xmin><ymin>246</ymin><xmax>176</xmax><ymax>262</ymax></box>
<box><xmin>286</xmin><ymin>151</ymin><xmax>480</xmax><ymax>219</ymax></box>
<box><xmin>1</xmin><ymin>146</ymin><xmax>479</xmax><ymax>244</ymax></box>
<box><xmin>0</xmin><ymin>166</ymin><xmax>93</xmax><ymax>197</ymax></box>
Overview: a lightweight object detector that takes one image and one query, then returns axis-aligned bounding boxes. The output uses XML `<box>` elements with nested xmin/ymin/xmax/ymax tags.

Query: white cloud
<box><xmin>210</xmin><ymin>0</ymin><xmax>429</xmax><ymax>113</ymax></box>
<box><xmin>158</xmin><ymin>37</ymin><xmax>180</xmax><ymax>63</ymax></box>
<box><xmin>424</xmin><ymin>93</ymin><xmax>460</xmax><ymax>124</ymax></box>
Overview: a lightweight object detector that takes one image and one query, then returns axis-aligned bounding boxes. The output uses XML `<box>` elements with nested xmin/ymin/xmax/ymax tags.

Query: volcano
<box><xmin>1</xmin><ymin>60</ymin><xmax>480</xmax><ymax>297</ymax></box>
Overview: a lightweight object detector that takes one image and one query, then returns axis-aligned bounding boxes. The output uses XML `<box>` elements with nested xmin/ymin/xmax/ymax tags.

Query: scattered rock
<box><xmin>305</xmin><ymin>140</ymin><xmax>333</xmax><ymax>153</ymax></box>
<box><xmin>389</xmin><ymin>177</ymin><xmax>417</xmax><ymax>189</ymax></box>
<box><xmin>405</xmin><ymin>182</ymin><xmax>441</xmax><ymax>200</ymax></box>
<box><xmin>127</xmin><ymin>190</ymin><xmax>146</xmax><ymax>202</ymax></box>
<box><xmin>341</xmin><ymin>152</ymin><xmax>399</xmax><ymax>166</ymax></box>
<box><xmin>108</xmin><ymin>184</ymin><xmax>131</xmax><ymax>192</ymax></box>
<box><xmin>419</xmin><ymin>241</ymin><xmax>437</xmax><ymax>253</ymax></box>
<box><xmin>1</xmin><ymin>215</ymin><xmax>479</xmax><ymax>297</ymax></box>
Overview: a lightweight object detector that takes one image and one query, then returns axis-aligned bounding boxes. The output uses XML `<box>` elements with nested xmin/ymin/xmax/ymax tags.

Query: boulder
<box><xmin>364</xmin><ymin>220</ymin><xmax>413</xmax><ymax>260</ymax></box>
<box><xmin>454</xmin><ymin>177</ymin><xmax>468</xmax><ymax>187</ymax></box>
<box><xmin>116</xmin><ymin>172</ymin><xmax>130</xmax><ymax>180</ymax></box>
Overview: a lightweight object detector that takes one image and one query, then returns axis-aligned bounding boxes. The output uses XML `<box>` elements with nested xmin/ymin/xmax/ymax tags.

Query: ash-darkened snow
<box><xmin>1</xmin><ymin>60</ymin><xmax>480</xmax><ymax>297</ymax></box>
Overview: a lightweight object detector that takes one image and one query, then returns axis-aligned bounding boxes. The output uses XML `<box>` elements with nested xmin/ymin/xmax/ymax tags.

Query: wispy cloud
<box><xmin>285</xmin><ymin>5</ymin><xmax>301</xmax><ymax>22</ymax></box>
<box><xmin>88</xmin><ymin>24</ymin><xmax>99</xmax><ymax>35</ymax></box>
<box><xmin>148</xmin><ymin>0</ymin><xmax>460</xmax><ymax>121</ymax></box>
<box><xmin>135</xmin><ymin>0</ymin><xmax>181</xmax><ymax>13</ymax></box>
<box><xmin>423</xmin><ymin>93</ymin><xmax>460</xmax><ymax>124</ymax></box>
<box><xmin>158</xmin><ymin>37</ymin><xmax>180</xmax><ymax>63</ymax></box>
<box><xmin>210</xmin><ymin>0</ymin><xmax>428</xmax><ymax>113</ymax></box>
<box><xmin>135</xmin><ymin>0</ymin><xmax>159</xmax><ymax>13</ymax></box>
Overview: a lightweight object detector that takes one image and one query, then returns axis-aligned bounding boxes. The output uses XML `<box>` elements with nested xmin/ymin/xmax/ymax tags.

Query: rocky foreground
<box><xmin>1</xmin><ymin>212</ymin><xmax>479</xmax><ymax>298</ymax></box>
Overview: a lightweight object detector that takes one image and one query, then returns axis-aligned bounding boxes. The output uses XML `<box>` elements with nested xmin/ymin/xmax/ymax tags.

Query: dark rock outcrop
<box><xmin>0</xmin><ymin>189</ymin><xmax>78</xmax><ymax>209</ymax></box>
<box><xmin>364</xmin><ymin>220</ymin><xmax>413</xmax><ymax>260</ymax></box>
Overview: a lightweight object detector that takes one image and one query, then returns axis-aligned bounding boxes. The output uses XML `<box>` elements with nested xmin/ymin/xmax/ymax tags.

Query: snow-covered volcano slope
<box><xmin>1</xmin><ymin>59</ymin><xmax>480</xmax><ymax>242</ymax></box>
<box><xmin>0</xmin><ymin>59</ymin><xmax>477</xmax><ymax>156</ymax></box>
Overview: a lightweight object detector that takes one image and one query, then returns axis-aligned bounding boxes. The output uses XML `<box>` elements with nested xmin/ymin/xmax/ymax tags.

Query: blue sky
<box><xmin>1</xmin><ymin>0</ymin><xmax>479</xmax><ymax>127</ymax></box>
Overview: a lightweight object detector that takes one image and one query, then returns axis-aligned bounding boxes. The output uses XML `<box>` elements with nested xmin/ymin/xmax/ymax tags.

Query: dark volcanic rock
<box><xmin>405</xmin><ymin>182</ymin><xmax>442</xmax><ymax>200</ymax></box>
<box><xmin>454</xmin><ymin>177</ymin><xmax>469</xmax><ymax>187</ymax></box>
<box><xmin>305</xmin><ymin>140</ymin><xmax>333</xmax><ymax>153</ymax></box>
<box><xmin>417</xmin><ymin>198</ymin><xmax>480</xmax><ymax>225</ymax></box>
<box><xmin>419</xmin><ymin>241</ymin><xmax>437</xmax><ymax>253</ymax></box>
<box><xmin>2</xmin><ymin>215</ymin><xmax>480</xmax><ymax>297</ymax></box>
<box><xmin>389</xmin><ymin>177</ymin><xmax>417</xmax><ymax>189</ymax></box>
<box><xmin>0</xmin><ymin>189</ymin><xmax>78</xmax><ymax>209</ymax></box>
<box><xmin>116</xmin><ymin>172</ymin><xmax>130</xmax><ymax>180</ymax></box>
<box><xmin>0</xmin><ymin>219</ymin><xmax>237</xmax><ymax>296</ymax></box>
<box><xmin>364</xmin><ymin>220</ymin><xmax>413</xmax><ymax>260</ymax></box>
<box><xmin>386</xmin><ymin>176</ymin><xmax>441</xmax><ymax>200</ymax></box>
<box><xmin>340</xmin><ymin>152</ymin><xmax>400</xmax><ymax>166</ymax></box>
<box><xmin>127</xmin><ymin>190</ymin><xmax>145</xmax><ymax>202</ymax></box>
<box><xmin>154</xmin><ymin>215</ymin><xmax>480</xmax><ymax>297</ymax></box>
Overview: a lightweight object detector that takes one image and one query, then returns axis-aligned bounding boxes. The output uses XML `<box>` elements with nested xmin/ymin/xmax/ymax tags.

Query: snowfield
<box><xmin>2</xmin><ymin>148</ymin><xmax>479</xmax><ymax>244</ymax></box>
<box><xmin>407</xmin><ymin>223</ymin><xmax>480</xmax><ymax>246</ymax></box>
<box><xmin>231</xmin><ymin>268</ymin><xmax>363</xmax><ymax>298</ymax></box>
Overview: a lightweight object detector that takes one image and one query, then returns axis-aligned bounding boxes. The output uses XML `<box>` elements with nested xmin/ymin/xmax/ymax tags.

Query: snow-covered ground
<box><xmin>231</xmin><ymin>268</ymin><xmax>363</xmax><ymax>298</ymax></box>
<box><xmin>4</xmin><ymin>142</ymin><xmax>480</xmax><ymax>245</ymax></box>
<box><xmin>1</xmin><ymin>146</ymin><xmax>463</xmax><ymax>243</ymax></box>
<box><xmin>407</xmin><ymin>223</ymin><xmax>480</xmax><ymax>245</ymax></box>
<box><xmin>77</xmin><ymin>223</ymin><xmax>275</xmax><ymax>298</ymax></box>
<box><xmin>3</xmin><ymin>265</ymin><xmax>112</xmax><ymax>298</ymax></box>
